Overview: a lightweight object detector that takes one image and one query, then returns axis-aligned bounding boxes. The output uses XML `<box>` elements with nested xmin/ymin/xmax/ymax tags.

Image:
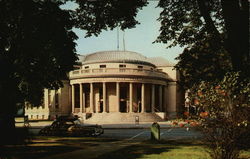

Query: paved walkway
<box><xmin>17</xmin><ymin>120</ymin><xmax>190</xmax><ymax>129</ymax></box>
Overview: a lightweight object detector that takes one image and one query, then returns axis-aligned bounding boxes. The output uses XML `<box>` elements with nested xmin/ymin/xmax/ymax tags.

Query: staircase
<box><xmin>83</xmin><ymin>112</ymin><xmax>166</xmax><ymax>124</ymax></box>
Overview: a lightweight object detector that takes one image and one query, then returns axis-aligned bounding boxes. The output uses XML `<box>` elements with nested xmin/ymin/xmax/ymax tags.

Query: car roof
<box><xmin>56</xmin><ymin>116</ymin><xmax>78</xmax><ymax>122</ymax></box>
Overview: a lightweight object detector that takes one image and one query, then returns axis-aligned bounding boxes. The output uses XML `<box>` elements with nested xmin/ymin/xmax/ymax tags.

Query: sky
<box><xmin>65</xmin><ymin>1</ymin><xmax>183</xmax><ymax>63</ymax></box>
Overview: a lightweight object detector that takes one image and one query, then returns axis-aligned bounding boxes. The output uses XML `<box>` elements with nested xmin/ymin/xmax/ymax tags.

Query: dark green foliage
<box><xmin>0</xmin><ymin>0</ymin><xmax>77</xmax><ymax>140</ymax></box>
<box><xmin>156</xmin><ymin>0</ymin><xmax>249</xmax><ymax>73</ymax></box>
<box><xmin>175</xmin><ymin>37</ymin><xmax>232</xmax><ymax>89</ymax></box>
<box><xmin>73</xmin><ymin>0</ymin><xmax>148</xmax><ymax>37</ymax></box>
<box><xmin>0</xmin><ymin>0</ymin><xmax>77</xmax><ymax>105</ymax></box>
<box><xmin>155</xmin><ymin>0</ymin><xmax>224</xmax><ymax>47</ymax></box>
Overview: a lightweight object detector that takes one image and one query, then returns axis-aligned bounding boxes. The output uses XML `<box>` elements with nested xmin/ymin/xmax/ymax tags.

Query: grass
<box><xmin>0</xmin><ymin>136</ymin><xmax>117</xmax><ymax>159</ymax></box>
<box><xmin>96</xmin><ymin>140</ymin><xmax>211</xmax><ymax>159</ymax></box>
<box><xmin>1</xmin><ymin>136</ymin><xmax>249</xmax><ymax>159</ymax></box>
<box><xmin>96</xmin><ymin>140</ymin><xmax>250</xmax><ymax>159</ymax></box>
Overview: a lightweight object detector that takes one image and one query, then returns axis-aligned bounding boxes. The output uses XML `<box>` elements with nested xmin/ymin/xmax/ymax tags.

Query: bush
<box><xmin>190</xmin><ymin>72</ymin><xmax>250</xmax><ymax>159</ymax></box>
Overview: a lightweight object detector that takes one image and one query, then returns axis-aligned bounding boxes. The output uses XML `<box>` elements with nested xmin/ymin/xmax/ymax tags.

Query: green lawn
<box><xmin>96</xmin><ymin>140</ymin><xmax>250</xmax><ymax>159</ymax></box>
<box><xmin>96</xmin><ymin>140</ymin><xmax>210</xmax><ymax>159</ymax></box>
<box><xmin>1</xmin><ymin>137</ymin><xmax>249</xmax><ymax>159</ymax></box>
<box><xmin>0</xmin><ymin>136</ymin><xmax>117</xmax><ymax>159</ymax></box>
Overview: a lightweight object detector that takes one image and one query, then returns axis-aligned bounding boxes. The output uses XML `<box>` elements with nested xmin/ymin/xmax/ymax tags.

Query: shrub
<box><xmin>190</xmin><ymin>72</ymin><xmax>250</xmax><ymax>159</ymax></box>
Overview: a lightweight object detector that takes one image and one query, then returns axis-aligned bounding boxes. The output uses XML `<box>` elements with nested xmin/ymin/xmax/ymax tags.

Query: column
<box><xmin>141</xmin><ymin>83</ymin><xmax>145</xmax><ymax>113</ymax></box>
<box><xmin>71</xmin><ymin>84</ymin><xmax>75</xmax><ymax>113</ymax></box>
<box><xmin>90</xmin><ymin>83</ymin><xmax>94</xmax><ymax>113</ymax></box>
<box><xmin>129</xmin><ymin>83</ymin><xmax>133</xmax><ymax>113</ymax></box>
<box><xmin>159</xmin><ymin>85</ymin><xmax>163</xmax><ymax>112</ymax></box>
<box><xmin>83</xmin><ymin>91</ymin><xmax>86</xmax><ymax>113</ymax></box>
<box><xmin>116</xmin><ymin>82</ymin><xmax>120</xmax><ymax>112</ymax></box>
<box><xmin>95</xmin><ymin>85</ymin><xmax>99</xmax><ymax>113</ymax></box>
<box><xmin>151</xmin><ymin>84</ymin><xmax>155</xmax><ymax>112</ymax></box>
<box><xmin>79</xmin><ymin>83</ymin><xmax>83</xmax><ymax>113</ymax></box>
<box><xmin>103</xmin><ymin>82</ymin><xmax>107</xmax><ymax>113</ymax></box>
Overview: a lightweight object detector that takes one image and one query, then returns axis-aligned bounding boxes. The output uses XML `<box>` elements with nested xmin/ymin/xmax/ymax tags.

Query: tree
<box><xmin>152</xmin><ymin>1</ymin><xmax>249</xmax><ymax>158</ymax></box>
<box><xmin>155</xmin><ymin>0</ymin><xmax>249</xmax><ymax>72</ymax></box>
<box><xmin>73</xmin><ymin>0</ymin><xmax>148</xmax><ymax>37</ymax></box>
<box><xmin>0</xmin><ymin>0</ymin><xmax>77</xmax><ymax>142</ymax></box>
<box><xmin>174</xmin><ymin>37</ymin><xmax>232</xmax><ymax>89</ymax></box>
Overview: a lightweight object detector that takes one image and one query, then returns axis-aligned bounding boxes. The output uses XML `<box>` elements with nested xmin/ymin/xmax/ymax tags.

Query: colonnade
<box><xmin>71</xmin><ymin>82</ymin><xmax>166</xmax><ymax>114</ymax></box>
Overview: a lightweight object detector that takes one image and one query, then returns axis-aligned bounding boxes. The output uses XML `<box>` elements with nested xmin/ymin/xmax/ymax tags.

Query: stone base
<box><xmin>166</xmin><ymin>112</ymin><xmax>177</xmax><ymax>119</ymax></box>
<box><xmin>76</xmin><ymin>112</ymin><xmax>166</xmax><ymax>124</ymax></box>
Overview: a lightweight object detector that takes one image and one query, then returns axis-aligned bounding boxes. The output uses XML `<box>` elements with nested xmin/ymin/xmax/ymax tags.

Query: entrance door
<box><xmin>120</xmin><ymin>86</ymin><xmax>127</xmax><ymax>112</ymax></box>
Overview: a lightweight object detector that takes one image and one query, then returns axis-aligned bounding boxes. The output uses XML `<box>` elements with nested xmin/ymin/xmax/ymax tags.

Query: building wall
<box><xmin>60</xmin><ymin>81</ymin><xmax>71</xmax><ymax>115</ymax></box>
<box><xmin>82</xmin><ymin>63</ymin><xmax>155</xmax><ymax>70</ymax></box>
<box><xmin>158</xmin><ymin>66</ymin><xmax>185</xmax><ymax>118</ymax></box>
<box><xmin>158</xmin><ymin>66</ymin><xmax>177</xmax><ymax>81</ymax></box>
<box><xmin>25</xmin><ymin>81</ymin><xmax>71</xmax><ymax>120</ymax></box>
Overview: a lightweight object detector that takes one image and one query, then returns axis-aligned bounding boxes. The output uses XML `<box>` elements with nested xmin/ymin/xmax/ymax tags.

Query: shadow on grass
<box><xmin>0</xmin><ymin>136</ymin><xmax>118</xmax><ymax>159</ymax></box>
<box><xmin>0</xmin><ymin>145</ymin><xmax>81</xmax><ymax>159</ymax></box>
<box><xmin>96</xmin><ymin>139</ymin><xmax>202</xmax><ymax>159</ymax></box>
<box><xmin>33</xmin><ymin>136</ymin><xmax>119</xmax><ymax>145</ymax></box>
<box><xmin>0</xmin><ymin>127</ymin><xmax>32</xmax><ymax>146</ymax></box>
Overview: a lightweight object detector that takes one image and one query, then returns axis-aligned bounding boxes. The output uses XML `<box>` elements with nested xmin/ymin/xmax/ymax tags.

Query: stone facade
<box><xmin>25</xmin><ymin>51</ymin><xmax>184</xmax><ymax>122</ymax></box>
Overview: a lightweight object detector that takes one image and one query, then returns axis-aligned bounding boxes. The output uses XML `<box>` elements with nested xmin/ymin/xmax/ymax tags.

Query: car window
<box><xmin>65</xmin><ymin>121</ymin><xmax>74</xmax><ymax>125</ymax></box>
<box><xmin>73</xmin><ymin>119</ymin><xmax>82</xmax><ymax>125</ymax></box>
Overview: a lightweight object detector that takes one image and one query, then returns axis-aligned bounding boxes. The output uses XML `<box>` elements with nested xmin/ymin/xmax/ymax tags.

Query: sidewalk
<box><xmin>89</xmin><ymin>121</ymin><xmax>174</xmax><ymax>129</ymax></box>
<box><xmin>17</xmin><ymin>120</ymin><xmax>190</xmax><ymax>129</ymax></box>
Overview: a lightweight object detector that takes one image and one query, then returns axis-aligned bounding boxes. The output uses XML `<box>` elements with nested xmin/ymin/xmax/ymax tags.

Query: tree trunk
<box><xmin>221</xmin><ymin>0</ymin><xmax>249</xmax><ymax>71</ymax></box>
<box><xmin>0</xmin><ymin>82</ymin><xmax>17</xmax><ymax>144</ymax></box>
<box><xmin>197</xmin><ymin>0</ymin><xmax>222</xmax><ymax>49</ymax></box>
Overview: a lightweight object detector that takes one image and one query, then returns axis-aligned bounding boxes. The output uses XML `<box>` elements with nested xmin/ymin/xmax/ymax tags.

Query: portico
<box><xmin>71</xmin><ymin>81</ymin><xmax>166</xmax><ymax>115</ymax></box>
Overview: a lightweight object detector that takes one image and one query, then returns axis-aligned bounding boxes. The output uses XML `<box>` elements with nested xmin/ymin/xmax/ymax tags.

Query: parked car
<box><xmin>39</xmin><ymin>116</ymin><xmax>104</xmax><ymax>137</ymax></box>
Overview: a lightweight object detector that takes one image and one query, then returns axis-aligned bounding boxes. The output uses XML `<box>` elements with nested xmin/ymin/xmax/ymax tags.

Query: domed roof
<box><xmin>80</xmin><ymin>50</ymin><xmax>155</xmax><ymax>66</ymax></box>
<box><xmin>148</xmin><ymin>57</ymin><xmax>175</xmax><ymax>67</ymax></box>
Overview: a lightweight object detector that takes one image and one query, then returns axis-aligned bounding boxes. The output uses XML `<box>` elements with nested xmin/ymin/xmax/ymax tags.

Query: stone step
<box><xmin>82</xmin><ymin>112</ymin><xmax>166</xmax><ymax>124</ymax></box>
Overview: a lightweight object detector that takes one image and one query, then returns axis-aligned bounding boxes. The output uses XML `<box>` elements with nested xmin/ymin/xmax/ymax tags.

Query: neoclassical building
<box><xmin>25</xmin><ymin>51</ymin><xmax>184</xmax><ymax>122</ymax></box>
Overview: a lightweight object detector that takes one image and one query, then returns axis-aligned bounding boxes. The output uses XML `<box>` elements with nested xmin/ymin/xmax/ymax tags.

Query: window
<box><xmin>55</xmin><ymin>90</ymin><xmax>59</xmax><ymax>109</ymax></box>
<box><xmin>84</xmin><ymin>66</ymin><xmax>89</xmax><ymax>69</ymax></box>
<box><xmin>100</xmin><ymin>65</ymin><xmax>106</xmax><ymax>68</ymax></box>
<box><xmin>48</xmin><ymin>90</ymin><xmax>51</xmax><ymax>107</ymax></box>
<box><xmin>99</xmin><ymin>87</ymin><xmax>103</xmax><ymax>99</ymax></box>
<box><xmin>41</xmin><ymin>97</ymin><xmax>45</xmax><ymax>109</ymax></box>
<box><xmin>138</xmin><ymin>66</ymin><xmax>143</xmax><ymax>72</ymax></box>
<box><xmin>119</xmin><ymin>64</ymin><xmax>126</xmax><ymax>72</ymax></box>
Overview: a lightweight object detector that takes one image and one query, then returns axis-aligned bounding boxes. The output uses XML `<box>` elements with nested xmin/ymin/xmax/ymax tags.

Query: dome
<box><xmin>148</xmin><ymin>57</ymin><xmax>175</xmax><ymax>67</ymax></box>
<box><xmin>80</xmin><ymin>50</ymin><xmax>155</xmax><ymax>67</ymax></box>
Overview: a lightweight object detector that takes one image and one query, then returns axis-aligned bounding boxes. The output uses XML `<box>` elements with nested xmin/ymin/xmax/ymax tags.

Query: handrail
<box><xmin>69</xmin><ymin>68</ymin><xmax>168</xmax><ymax>79</ymax></box>
<box><xmin>153</xmin><ymin>107</ymin><xmax>162</xmax><ymax>112</ymax></box>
